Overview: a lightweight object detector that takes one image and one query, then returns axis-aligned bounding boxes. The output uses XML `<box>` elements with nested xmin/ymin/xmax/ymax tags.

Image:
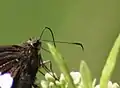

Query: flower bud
<box><xmin>45</xmin><ymin>72</ymin><xmax>56</xmax><ymax>82</ymax></box>
<box><xmin>70</xmin><ymin>72</ymin><xmax>81</xmax><ymax>85</ymax></box>
<box><xmin>41</xmin><ymin>80</ymin><xmax>49</xmax><ymax>88</ymax></box>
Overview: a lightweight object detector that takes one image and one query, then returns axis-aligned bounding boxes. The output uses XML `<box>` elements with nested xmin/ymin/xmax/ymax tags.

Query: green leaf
<box><xmin>100</xmin><ymin>34</ymin><xmax>120</xmax><ymax>88</ymax></box>
<box><xmin>80</xmin><ymin>61</ymin><xmax>92</xmax><ymax>88</ymax></box>
<box><xmin>47</xmin><ymin>43</ymin><xmax>76</xmax><ymax>88</ymax></box>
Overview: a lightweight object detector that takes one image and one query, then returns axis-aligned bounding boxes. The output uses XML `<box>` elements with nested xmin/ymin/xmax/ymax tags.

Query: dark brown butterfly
<box><xmin>0</xmin><ymin>27</ymin><xmax>84</xmax><ymax>88</ymax></box>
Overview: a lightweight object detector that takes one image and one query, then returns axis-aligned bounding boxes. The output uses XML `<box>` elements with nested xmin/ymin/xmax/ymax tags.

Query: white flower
<box><xmin>59</xmin><ymin>73</ymin><xmax>68</xmax><ymax>88</ymax></box>
<box><xmin>108</xmin><ymin>81</ymin><xmax>119</xmax><ymax>88</ymax></box>
<box><xmin>0</xmin><ymin>73</ymin><xmax>13</xmax><ymax>88</ymax></box>
<box><xmin>49</xmin><ymin>82</ymin><xmax>54</xmax><ymax>87</ymax></box>
<box><xmin>45</xmin><ymin>72</ymin><xmax>57</xmax><ymax>82</ymax></box>
<box><xmin>41</xmin><ymin>80</ymin><xmax>49</xmax><ymax>88</ymax></box>
<box><xmin>55</xmin><ymin>80</ymin><xmax>61</xmax><ymax>86</ymax></box>
<box><xmin>59</xmin><ymin>73</ymin><xmax>66</xmax><ymax>84</ymax></box>
<box><xmin>95</xmin><ymin>81</ymin><xmax>119</xmax><ymax>88</ymax></box>
<box><xmin>70</xmin><ymin>72</ymin><xmax>81</xmax><ymax>85</ymax></box>
<box><xmin>95</xmin><ymin>85</ymin><xmax>100</xmax><ymax>88</ymax></box>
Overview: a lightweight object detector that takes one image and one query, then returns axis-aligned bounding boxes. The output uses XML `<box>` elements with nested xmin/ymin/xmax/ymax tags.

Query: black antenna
<box><xmin>42</xmin><ymin>40</ymin><xmax>84</xmax><ymax>51</ymax></box>
<box><xmin>40</xmin><ymin>27</ymin><xmax>56</xmax><ymax>47</ymax></box>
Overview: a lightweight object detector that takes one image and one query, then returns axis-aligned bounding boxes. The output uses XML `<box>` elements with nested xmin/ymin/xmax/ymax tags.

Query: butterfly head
<box><xmin>27</xmin><ymin>37</ymin><xmax>41</xmax><ymax>50</ymax></box>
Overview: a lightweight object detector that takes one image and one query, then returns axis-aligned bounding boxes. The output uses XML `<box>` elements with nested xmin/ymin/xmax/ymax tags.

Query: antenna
<box><xmin>42</xmin><ymin>40</ymin><xmax>84</xmax><ymax>51</ymax></box>
<box><xmin>40</xmin><ymin>27</ymin><xmax>56</xmax><ymax>47</ymax></box>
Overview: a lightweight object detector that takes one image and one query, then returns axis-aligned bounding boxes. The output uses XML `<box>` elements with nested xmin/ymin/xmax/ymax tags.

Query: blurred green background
<box><xmin>0</xmin><ymin>0</ymin><xmax>120</xmax><ymax>82</ymax></box>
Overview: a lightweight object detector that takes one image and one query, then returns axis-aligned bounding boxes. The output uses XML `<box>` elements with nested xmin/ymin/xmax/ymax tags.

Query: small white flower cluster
<box><xmin>41</xmin><ymin>72</ymin><xmax>119</xmax><ymax>88</ymax></box>
<box><xmin>0</xmin><ymin>73</ymin><xmax>13</xmax><ymax>88</ymax></box>
<box><xmin>41</xmin><ymin>72</ymin><xmax>68</xmax><ymax>88</ymax></box>
<box><xmin>95</xmin><ymin>81</ymin><xmax>119</xmax><ymax>88</ymax></box>
<box><xmin>41</xmin><ymin>72</ymin><xmax>82</xmax><ymax>88</ymax></box>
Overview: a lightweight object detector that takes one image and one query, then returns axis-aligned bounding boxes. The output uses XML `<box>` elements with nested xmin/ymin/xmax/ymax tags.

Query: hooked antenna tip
<box><xmin>73</xmin><ymin>43</ymin><xmax>84</xmax><ymax>51</ymax></box>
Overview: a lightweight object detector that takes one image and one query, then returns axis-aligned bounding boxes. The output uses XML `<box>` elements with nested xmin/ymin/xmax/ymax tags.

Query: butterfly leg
<box><xmin>42</xmin><ymin>60</ymin><xmax>58</xmax><ymax>80</ymax></box>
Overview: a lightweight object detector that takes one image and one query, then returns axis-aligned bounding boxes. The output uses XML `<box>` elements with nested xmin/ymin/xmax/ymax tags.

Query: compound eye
<box><xmin>29</xmin><ymin>38</ymin><xmax>32</xmax><ymax>40</ymax></box>
<box><xmin>33</xmin><ymin>40</ymin><xmax>41</xmax><ymax>49</ymax></box>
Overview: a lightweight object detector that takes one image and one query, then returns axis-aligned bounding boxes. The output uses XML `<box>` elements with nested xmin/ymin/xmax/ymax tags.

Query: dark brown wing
<box><xmin>0</xmin><ymin>45</ymin><xmax>23</xmax><ymax>74</ymax></box>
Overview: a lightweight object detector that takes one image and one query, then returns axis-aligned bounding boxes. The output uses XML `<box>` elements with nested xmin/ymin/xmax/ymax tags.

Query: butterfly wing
<box><xmin>0</xmin><ymin>45</ymin><xmax>23</xmax><ymax>74</ymax></box>
<box><xmin>0</xmin><ymin>45</ymin><xmax>39</xmax><ymax>88</ymax></box>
